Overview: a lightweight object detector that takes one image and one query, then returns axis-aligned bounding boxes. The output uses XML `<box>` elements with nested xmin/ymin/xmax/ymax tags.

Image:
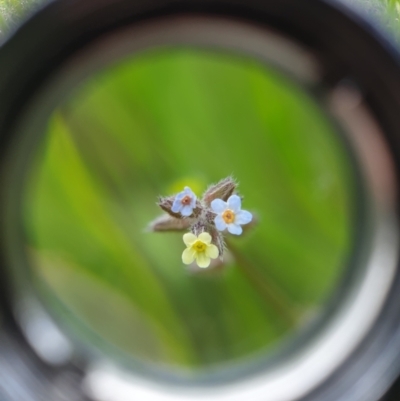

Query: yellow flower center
<box><xmin>181</xmin><ymin>195</ymin><xmax>192</xmax><ymax>205</ymax></box>
<box><xmin>192</xmin><ymin>240</ymin><xmax>207</xmax><ymax>252</ymax></box>
<box><xmin>222</xmin><ymin>209</ymin><xmax>235</xmax><ymax>224</ymax></box>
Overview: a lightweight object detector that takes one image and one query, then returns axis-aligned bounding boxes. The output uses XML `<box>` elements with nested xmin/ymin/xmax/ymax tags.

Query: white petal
<box><xmin>198</xmin><ymin>232</ymin><xmax>212</xmax><ymax>244</ymax></box>
<box><xmin>227</xmin><ymin>195</ymin><xmax>241</xmax><ymax>212</ymax></box>
<box><xmin>227</xmin><ymin>223</ymin><xmax>242</xmax><ymax>235</ymax></box>
<box><xmin>183</xmin><ymin>233</ymin><xmax>197</xmax><ymax>246</ymax></box>
<box><xmin>182</xmin><ymin>248</ymin><xmax>196</xmax><ymax>264</ymax></box>
<box><xmin>171</xmin><ymin>198</ymin><xmax>182</xmax><ymax>213</ymax></box>
<box><xmin>214</xmin><ymin>215</ymin><xmax>227</xmax><ymax>231</ymax></box>
<box><xmin>235</xmin><ymin>210</ymin><xmax>252</xmax><ymax>225</ymax></box>
<box><xmin>196</xmin><ymin>252</ymin><xmax>210</xmax><ymax>268</ymax></box>
<box><xmin>206</xmin><ymin>244</ymin><xmax>219</xmax><ymax>259</ymax></box>
<box><xmin>181</xmin><ymin>205</ymin><xmax>193</xmax><ymax>216</ymax></box>
<box><xmin>211</xmin><ymin>199</ymin><xmax>227</xmax><ymax>213</ymax></box>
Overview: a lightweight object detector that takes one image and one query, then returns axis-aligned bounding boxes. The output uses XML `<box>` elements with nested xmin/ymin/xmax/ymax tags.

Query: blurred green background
<box><xmin>22</xmin><ymin>50</ymin><xmax>352</xmax><ymax>370</ymax></box>
<box><xmin>1</xmin><ymin>0</ymin><xmax>398</xmax><ymax>374</ymax></box>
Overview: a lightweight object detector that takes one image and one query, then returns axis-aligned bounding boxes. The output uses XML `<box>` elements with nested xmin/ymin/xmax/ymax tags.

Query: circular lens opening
<box><xmin>21</xmin><ymin>47</ymin><xmax>355</xmax><ymax>375</ymax></box>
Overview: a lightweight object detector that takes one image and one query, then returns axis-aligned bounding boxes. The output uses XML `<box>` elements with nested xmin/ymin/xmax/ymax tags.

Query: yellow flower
<box><xmin>182</xmin><ymin>232</ymin><xmax>219</xmax><ymax>268</ymax></box>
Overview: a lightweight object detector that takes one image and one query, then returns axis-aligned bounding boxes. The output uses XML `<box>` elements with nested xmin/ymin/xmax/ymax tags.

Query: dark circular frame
<box><xmin>0</xmin><ymin>1</ymin><xmax>400</xmax><ymax>401</ymax></box>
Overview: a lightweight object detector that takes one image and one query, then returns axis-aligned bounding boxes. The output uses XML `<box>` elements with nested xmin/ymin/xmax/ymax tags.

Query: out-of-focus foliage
<box><xmin>0</xmin><ymin>0</ymin><xmax>43</xmax><ymax>35</ymax></box>
<box><xmin>382</xmin><ymin>0</ymin><xmax>400</xmax><ymax>41</ymax></box>
<box><xmin>338</xmin><ymin>0</ymin><xmax>400</xmax><ymax>42</ymax></box>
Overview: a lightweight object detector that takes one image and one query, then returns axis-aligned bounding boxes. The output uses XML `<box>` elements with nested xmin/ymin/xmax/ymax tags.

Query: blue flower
<box><xmin>211</xmin><ymin>195</ymin><xmax>252</xmax><ymax>235</ymax></box>
<box><xmin>171</xmin><ymin>186</ymin><xmax>197</xmax><ymax>217</ymax></box>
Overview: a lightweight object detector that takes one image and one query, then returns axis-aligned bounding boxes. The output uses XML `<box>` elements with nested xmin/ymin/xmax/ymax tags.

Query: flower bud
<box><xmin>202</xmin><ymin>176</ymin><xmax>237</xmax><ymax>206</ymax></box>
<box><xmin>147</xmin><ymin>214</ymin><xmax>194</xmax><ymax>232</ymax></box>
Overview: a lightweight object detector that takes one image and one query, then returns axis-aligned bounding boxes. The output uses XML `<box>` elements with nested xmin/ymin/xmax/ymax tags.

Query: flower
<box><xmin>182</xmin><ymin>232</ymin><xmax>219</xmax><ymax>268</ymax></box>
<box><xmin>171</xmin><ymin>186</ymin><xmax>197</xmax><ymax>217</ymax></box>
<box><xmin>211</xmin><ymin>195</ymin><xmax>252</xmax><ymax>235</ymax></box>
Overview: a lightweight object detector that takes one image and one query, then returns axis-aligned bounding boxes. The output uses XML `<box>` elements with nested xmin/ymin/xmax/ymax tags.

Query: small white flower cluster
<box><xmin>149</xmin><ymin>177</ymin><xmax>254</xmax><ymax>268</ymax></box>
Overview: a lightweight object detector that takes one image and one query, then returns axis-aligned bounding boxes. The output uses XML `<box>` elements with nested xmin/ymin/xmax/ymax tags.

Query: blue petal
<box><xmin>227</xmin><ymin>195</ymin><xmax>241</xmax><ymax>212</ymax></box>
<box><xmin>171</xmin><ymin>198</ymin><xmax>182</xmax><ymax>213</ymax></box>
<box><xmin>214</xmin><ymin>215</ymin><xmax>227</xmax><ymax>231</ymax></box>
<box><xmin>184</xmin><ymin>186</ymin><xmax>192</xmax><ymax>194</ymax></box>
<box><xmin>235</xmin><ymin>210</ymin><xmax>252</xmax><ymax>225</ymax></box>
<box><xmin>181</xmin><ymin>205</ymin><xmax>193</xmax><ymax>216</ymax></box>
<box><xmin>227</xmin><ymin>223</ymin><xmax>242</xmax><ymax>235</ymax></box>
<box><xmin>175</xmin><ymin>192</ymin><xmax>185</xmax><ymax>201</ymax></box>
<box><xmin>211</xmin><ymin>199</ymin><xmax>227</xmax><ymax>213</ymax></box>
<box><xmin>190</xmin><ymin>194</ymin><xmax>197</xmax><ymax>208</ymax></box>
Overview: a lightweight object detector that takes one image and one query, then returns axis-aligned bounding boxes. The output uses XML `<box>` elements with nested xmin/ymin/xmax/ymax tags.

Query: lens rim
<box><xmin>7</xmin><ymin>12</ymin><xmax>363</xmax><ymax>379</ymax></box>
<box><xmin>0</xmin><ymin>1</ymin><xmax>400</xmax><ymax>401</ymax></box>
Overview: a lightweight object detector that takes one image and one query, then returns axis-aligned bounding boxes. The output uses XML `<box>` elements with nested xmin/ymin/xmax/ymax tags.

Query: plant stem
<box><xmin>226</xmin><ymin>239</ymin><xmax>301</xmax><ymax>328</ymax></box>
